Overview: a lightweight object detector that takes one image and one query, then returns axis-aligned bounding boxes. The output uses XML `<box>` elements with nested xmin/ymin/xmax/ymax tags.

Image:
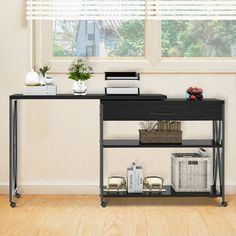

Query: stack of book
<box><xmin>23</xmin><ymin>85</ymin><xmax>57</xmax><ymax>95</ymax></box>
<box><xmin>105</xmin><ymin>72</ymin><xmax>140</xmax><ymax>95</ymax></box>
<box><xmin>127</xmin><ymin>163</ymin><xmax>143</xmax><ymax>193</ymax></box>
<box><xmin>157</xmin><ymin>121</ymin><xmax>181</xmax><ymax>131</ymax></box>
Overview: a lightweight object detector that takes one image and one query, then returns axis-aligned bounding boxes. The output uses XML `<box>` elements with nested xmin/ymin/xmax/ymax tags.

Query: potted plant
<box><xmin>39</xmin><ymin>66</ymin><xmax>53</xmax><ymax>85</ymax></box>
<box><xmin>68</xmin><ymin>59</ymin><xmax>93</xmax><ymax>95</ymax></box>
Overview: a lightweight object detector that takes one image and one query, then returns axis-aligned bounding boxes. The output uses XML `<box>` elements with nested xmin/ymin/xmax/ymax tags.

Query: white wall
<box><xmin>0</xmin><ymin>0</ymin><xmax>235</xmax><ymax>194</ymax></box>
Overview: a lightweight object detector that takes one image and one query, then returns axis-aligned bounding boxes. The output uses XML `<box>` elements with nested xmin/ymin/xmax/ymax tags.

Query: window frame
<box><xmin>35</xmin><ymin>20</ymin><xmax>236</xmax><ymax>73</ymax></box>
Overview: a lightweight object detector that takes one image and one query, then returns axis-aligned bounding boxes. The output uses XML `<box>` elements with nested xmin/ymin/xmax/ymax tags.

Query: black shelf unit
<box><xmin>99</xmin><ymin>97</ymin><xmax>227</xmax><ymax>207</ymax></box>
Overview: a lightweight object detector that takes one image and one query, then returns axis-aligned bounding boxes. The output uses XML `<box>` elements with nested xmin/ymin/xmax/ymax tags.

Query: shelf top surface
<box><xmin>10</xmin><ymin>94</ymin><xmax>224</xmax><ymax>103</ymax></box>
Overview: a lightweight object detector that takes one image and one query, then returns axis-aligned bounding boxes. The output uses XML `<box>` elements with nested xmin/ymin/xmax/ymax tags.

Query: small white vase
<box><xmin>73</xmin><ymin>80</ymin><xmax>87</xmax><ymax>95</ymax></box>
<box><xmin>44</xmin><ymin>77</ymin><xmax>54</xmax><ymax>85</ymax></box>
<box><xmin>26</xmin><ymin>69</ymin><xmax>39</xmax><ymax>85</ymax></box>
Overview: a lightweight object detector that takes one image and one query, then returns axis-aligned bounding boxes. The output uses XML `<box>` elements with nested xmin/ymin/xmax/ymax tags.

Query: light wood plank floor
<box><xmin>0</xmin><ymin>195</ymin><xmax>235</xmax><ymax>236</ymax></box>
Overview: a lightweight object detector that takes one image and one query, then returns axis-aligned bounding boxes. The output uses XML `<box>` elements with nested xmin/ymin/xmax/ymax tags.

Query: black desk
<box><xmin>9</xmin><ymin>94</ymin><xmax>227</xmax><ymax>208</ymax></box>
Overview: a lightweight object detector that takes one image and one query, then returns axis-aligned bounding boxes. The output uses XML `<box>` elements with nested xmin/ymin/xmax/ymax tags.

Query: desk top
<box><xmin>10</xmin><ymin>94</ymin><xmax>166</xmax><ymax>100</ymax></box>
<box><xmin>9</xmin><ymin>94</ymin><xmax>224</xmax><ymax>103</ymax></box>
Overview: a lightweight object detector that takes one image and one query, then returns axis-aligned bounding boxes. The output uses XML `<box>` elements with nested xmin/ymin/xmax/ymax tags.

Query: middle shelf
<box><xmin>103</xmin><ymin>139</ymin><xmax>221</xmax><ymax>148</ymax></box>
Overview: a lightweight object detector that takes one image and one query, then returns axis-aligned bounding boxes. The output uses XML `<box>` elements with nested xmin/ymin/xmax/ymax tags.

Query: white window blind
<box><xmin>26</xmin><ymin>0</ymin><xmax>236</xmax><ymax>20</ymax></box>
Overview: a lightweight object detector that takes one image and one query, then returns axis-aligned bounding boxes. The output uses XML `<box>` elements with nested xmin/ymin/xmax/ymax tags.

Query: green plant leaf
<box><xmin>68</xmin><ymin>59</ymin><xmax>93</xmax><ymax>81</ymax></box>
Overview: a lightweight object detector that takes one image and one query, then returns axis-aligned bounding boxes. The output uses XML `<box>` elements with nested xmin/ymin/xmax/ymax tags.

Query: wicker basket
<box><xmin>139</xmin><ymin>130</ymin><xmax>182</xmax><ymax>144</ymax></box>
<box><xmin>171</xmin><ymin>153</ymin><xmax>211</xmax><ymax>192</ymax></box>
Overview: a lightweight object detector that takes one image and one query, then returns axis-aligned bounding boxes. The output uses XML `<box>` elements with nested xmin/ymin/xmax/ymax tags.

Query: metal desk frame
<box><xmin>9</xmin><ymin>94</ymin><xmax>227</xmax><ymax>208</ymax></box>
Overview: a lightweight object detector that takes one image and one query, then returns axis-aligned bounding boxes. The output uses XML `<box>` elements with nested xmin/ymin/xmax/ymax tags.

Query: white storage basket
<box><xmin>171</xmin><ymin>153</ymin><xmax>211</xmax><ymax>192</ymax></box>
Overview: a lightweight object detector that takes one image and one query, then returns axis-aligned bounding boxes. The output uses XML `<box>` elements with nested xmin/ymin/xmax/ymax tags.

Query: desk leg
<box><xmin>217</xmin><ymin>121</ymin><xmax>222</xmax><ymax>191</ymax></box>
<box><xmin>213</xmin><ymin>121</ymin><xmax>217</xmax><ymax>191</ymax></box>
<box><xmin>221</xmin><ymin>104</ymin><xmax>227</xmax><ymax>207</ymax></box>
<box><xmin>9</xmin><ymin>99</ymin><xmax>21</xmax><ymax>208</ymax></box>
<box><xmin>100</xmin><ymin>104</ymin><xmax>106</xmax><ymax>207</ymax></box>
<box><xmin>213</xmin><ymin>119</ymin><xmax>227</xmax><ymax>207</ymax></box>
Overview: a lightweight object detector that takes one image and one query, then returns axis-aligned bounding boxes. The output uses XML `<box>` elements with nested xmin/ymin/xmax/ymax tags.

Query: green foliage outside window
<box><xmin>109</xmin><ymin>20</ymin><xmax>144</xmax><ymax>57</ymax></box>
<box><xmin>53</xmin><ymin>20</ymin><xmax>236</xmax><ymax>58</ymax></box>
<box><xmin>162</xmin><ymin>21</ymin><xmax>236</xmax><ymax>57</ymax></box>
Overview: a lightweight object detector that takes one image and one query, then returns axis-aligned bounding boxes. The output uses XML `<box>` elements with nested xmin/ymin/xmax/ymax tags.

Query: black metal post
<box><xmin>217</xmin><ymin>121</ymin><xmax>222</xmax><ymax>192</ymax></box>
<box><xmin>221</xmin><ymin>104</ymin><xmax>227</xmax><ymax>207</ymax></box>
<box><xmin>13</xmin><ymin>100</ymin><xmax>21</xmax><ymax>199</ymax></box>
<box><xmin>9</xmin><ymin>99</ymin><xmax>20</xmax><ymax>208</ymax></box>
<box><xmin>213</xmin><ymin>121</ymin><xmax>220</xmax><ymax>191</ymax></box>
<box><xmin>213</xmin><ymin>121</ymin><xmax>216</xmax><ymax>189</ymax></box>
<box><xmin>217</xmin><ymin>146</ymin><xmax>222</xmax><ymax>193</ymax></box>
<box><xmin>100</xmin><ymin>103</ymin><xmax>106</xmax><ymax>207</ymax></box>
<box><xmin>9</xmin><ymin>98</ymin><xmax>14</xmax><ymax>207</ymax></box>
<box><xmin>13</xmin><ymin>100</ymin><xmax>17</xmax><ymax>190</ymax></box>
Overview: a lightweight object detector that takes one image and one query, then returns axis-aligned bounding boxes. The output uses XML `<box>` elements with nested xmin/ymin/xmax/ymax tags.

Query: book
<box><xmin>127</xmin><ymin>163</ymin><xmax>143</xmax><ymax>193</ymax></box>
<box><xmin>105</xmin><ymin>72</ymin><xmax>139</xmax><ymax>80</ymax></box>
<box><xmin>162</xmin><ymin>121</ymin><xmax>168</xmax><ymax>131</ymax></box>
<box><xmin>105</xmin><ymin>87</ymin><xmax>139</xmax><ymax>95</ymax></box>
<box><xmin>127</xmin><ymin>163</ymin><xmax>136</xmax><ymax>193</ymax></box>
<box><xmin>169</xmin><ymin>121</ymin><xmax>181</xmax><ymax>131</ymax></box>
<box><xmin>23</xmin><ymin>85</ymin><xmax>57</xmax><ymax>95</ymax></box>
<box><xmin>135</xmin><ymin>166</ymin><xmax>143</xmax><ymax>193</ymax></box>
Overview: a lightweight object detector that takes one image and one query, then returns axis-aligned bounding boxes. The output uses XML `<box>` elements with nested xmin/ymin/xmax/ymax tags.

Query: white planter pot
<box><xmin>73</xmin><ymin>80</ymin><xmax>87</xmax><ymax>95</ymax></box>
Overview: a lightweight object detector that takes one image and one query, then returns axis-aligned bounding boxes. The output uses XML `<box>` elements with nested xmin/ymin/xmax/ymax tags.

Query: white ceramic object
<box><xmin>143</xmin><ymin>176</ymin><xmax>164</xmax><ymax>191</ymax></box>
<box><xmin>44</xmin><ymin>77</ymin><xmax>53</xmax><ymax>85</ymax></box>
<box><xmin>26</xmin><ymin>69</ymin><xmax>39</xmax><ymax>84</ymax></box>
<box><xmin>108</xmin><ymin>176</ymin><xmax>126</xmax><ymax>191</ymax></box>
<box><xmin>73</xmin><ymin>80</ymin><xmax>87</xmax><ymax>95</ymax></box>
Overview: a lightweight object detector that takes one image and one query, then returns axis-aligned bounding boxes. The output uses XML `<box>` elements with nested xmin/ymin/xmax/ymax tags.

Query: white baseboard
<box><xmin>0</xmin><ymin>185</ymin><xmax>99</xmax><ymax>194</ymax></box>
<box><xmin>226</xmin><ymin>185</ymin><xmax>236</xmax><ymax>195</ymax></box>
<box><xmin>0</xmin><ymin>185</ymin><xmax>235</xmax><ymax>195</ymax></box>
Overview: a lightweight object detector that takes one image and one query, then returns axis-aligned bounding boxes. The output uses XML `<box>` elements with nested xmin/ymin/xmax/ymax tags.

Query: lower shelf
<box><xmin>103</xmin><ymin>185</ymin><xmax>221</xmax><ymax>198</ymax></box>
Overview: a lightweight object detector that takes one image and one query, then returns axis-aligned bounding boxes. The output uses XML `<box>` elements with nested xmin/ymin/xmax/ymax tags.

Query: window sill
<box><xmin>47</xmin><ymin>57</ymin><xmax>236</xmax><ymax>74</ymax></box>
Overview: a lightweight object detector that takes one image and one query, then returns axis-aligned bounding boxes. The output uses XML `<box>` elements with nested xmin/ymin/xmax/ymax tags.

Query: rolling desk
<box><xmin>9</xmin><ymin>94</ymin><xmax>227</xmax><ymax>208</ymax></box>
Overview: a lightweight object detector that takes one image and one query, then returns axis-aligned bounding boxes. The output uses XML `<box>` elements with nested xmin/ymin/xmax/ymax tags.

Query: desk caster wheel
<box><xmin>221</xmin><ymin>202</ymin><xmax>228</xmax><ymax>207</ymax></box>
<box><xmin>10</xmin><ymin>202</ymin><xmax>16</xmax><ymax>208</ymax></box>
<box><xmin>15</xmin><ymin>193</ymin><xmax>21</xmax><ymax>199</ymax></box>
<box><xmin>101</xmin><ymin>202</ymin><xmax>107</xmax><ymax>208</ymax></box>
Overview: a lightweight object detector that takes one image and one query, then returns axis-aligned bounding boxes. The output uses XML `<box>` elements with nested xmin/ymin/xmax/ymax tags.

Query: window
<box><xmin>53</xmin><ymin>20</ymin><xmax>145</xmax><ymax>57</ymax></box>
<box><xmin>36</xmin><ymin>19</ymin><xmax>236</xmax><ymax>73</ymax></box>
<box><xmin>53</xmin><ymin>20</ymin><xmax>236</xmax><ymax>58</ymax></box>
<box><xmin>29</xmin><ymin>0</ymin><xmax>236</xmax><ymax>72</ymax></box>
<box><xmin>162</xmin><ymin>21</ymin><xmax>236</xmax><ymax>57</ymax></box>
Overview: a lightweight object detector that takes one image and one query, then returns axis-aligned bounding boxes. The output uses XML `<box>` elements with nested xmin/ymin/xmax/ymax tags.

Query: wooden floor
<box><xmin>0</xmin><ymin>195</ymin><xmax>235</xmax><ymax>236</ymax></box>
